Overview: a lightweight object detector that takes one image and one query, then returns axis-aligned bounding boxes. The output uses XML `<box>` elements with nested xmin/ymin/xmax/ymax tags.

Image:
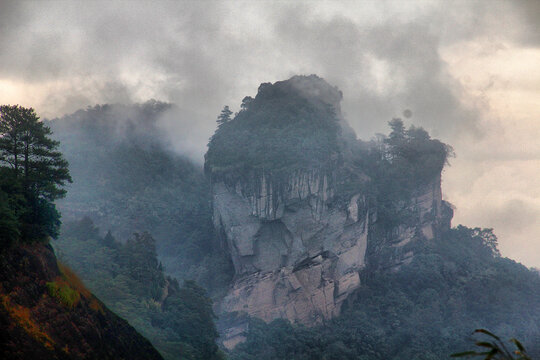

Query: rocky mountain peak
<box><xmin>208</xmin><ymin>76</ymin><xmax>452</xmax><ymax>349</ymax></box>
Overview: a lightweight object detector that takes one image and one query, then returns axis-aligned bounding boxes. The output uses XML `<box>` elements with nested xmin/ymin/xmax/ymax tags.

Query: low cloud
<box><xmin>1</xmin><ymin>0</ymin><xmax>539</xmax><ymax>266</ymax></box>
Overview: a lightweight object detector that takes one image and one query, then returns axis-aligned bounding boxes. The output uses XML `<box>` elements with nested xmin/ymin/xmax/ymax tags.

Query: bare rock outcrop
<box><xmin>214</xmin><ymin>169</ymin><xmax>369</xmax><ymax>348</ymax></box>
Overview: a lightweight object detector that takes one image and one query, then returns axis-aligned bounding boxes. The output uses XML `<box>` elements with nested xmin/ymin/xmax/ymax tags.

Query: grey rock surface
<box><xmin>213</xmin><ymin>169</ymin><xmax>369</xmax><ymax>348</ymax></box>
<box><xmin>214</xmin><ymin>170</ymin><xmax>448</xmax><ymax>348</ymax></box>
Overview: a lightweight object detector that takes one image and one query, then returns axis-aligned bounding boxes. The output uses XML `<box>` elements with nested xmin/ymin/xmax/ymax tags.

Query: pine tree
<box><xmin>103</xmin><ymin>230</ymin><xmax>116</xmax><ymax>247</ymax></box>
<box><xmin>0</xmin><ymin>105</ymin><xmax>72</xmax><ymax>241</ymax></box>
<box><xmin>0</xmin><ymin>189</ymin><xmax>20</xmax><ymax>248</ymax></box>
<box><xmin>216</xmin><ymin>105</ymin><xmax>232</xmax><ymax>126</ymax></box>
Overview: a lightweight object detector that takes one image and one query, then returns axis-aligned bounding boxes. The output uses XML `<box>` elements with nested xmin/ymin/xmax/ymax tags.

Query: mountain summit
<box><xmin>205</xmin><ymin>75</ymin><xmax>453</xmax><ymax>348</ymax></box>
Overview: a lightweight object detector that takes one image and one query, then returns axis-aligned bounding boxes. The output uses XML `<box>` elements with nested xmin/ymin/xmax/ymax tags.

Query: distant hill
<box><xmin>48</xmin><ymin>102</ymin><xmax>233</xmax><ymax>293</ymax></box>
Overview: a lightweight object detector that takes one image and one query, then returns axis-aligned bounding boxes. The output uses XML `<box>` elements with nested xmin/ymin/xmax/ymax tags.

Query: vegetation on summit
<box><xmin>205</xmin><ymin>82</ymin><xmax>342</xmax><ymax>179</ymax></box>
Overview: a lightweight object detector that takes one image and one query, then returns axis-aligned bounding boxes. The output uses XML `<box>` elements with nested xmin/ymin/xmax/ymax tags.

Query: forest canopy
<box><xmin>205</xmin><ymin>80</ymin><xmax>342</xmax><ymax>178</ymax></box>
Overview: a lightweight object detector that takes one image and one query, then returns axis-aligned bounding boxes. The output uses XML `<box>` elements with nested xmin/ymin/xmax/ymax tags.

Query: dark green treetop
<box><xmin>205</xmin><ymin>76</ymin><xmax>342</xmax><ymax>179</ymax></box>
<box><xmin>0</xmin><ymin>105</ymin><xmax>72</xmax><ymax>243</ymax></box>
<box><xmin>216</xmin><ymin>105</ymin><xmax>233</xmax><ymax>126</ymax></box>
<box><xmin>0</xmin><ymin>105</ymin><xmax>71</xmax><ymax>200</ymax></box>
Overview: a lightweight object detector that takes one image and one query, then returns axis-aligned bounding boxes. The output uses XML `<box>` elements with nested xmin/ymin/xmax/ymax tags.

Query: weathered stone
<box><xmin>215</xmin><ymin>169</ymin><xmax>449</xmax><ymax>348</ymax></box>
<box><xmin>211</xmin><ymin>76</ymin><xmax>451</xmax><ymax>349</ymax></box>
<box><xmin>215</xmin><ymin>167</ymin><xmax>374</xmax><ymax>349</ymax></box>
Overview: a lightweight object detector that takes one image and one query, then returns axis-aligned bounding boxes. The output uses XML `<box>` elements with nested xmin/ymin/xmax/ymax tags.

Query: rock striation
<box><xmin>214</xmin><ymin>168</ymin><xmax>369</xmax><ymax>314</ymax></box>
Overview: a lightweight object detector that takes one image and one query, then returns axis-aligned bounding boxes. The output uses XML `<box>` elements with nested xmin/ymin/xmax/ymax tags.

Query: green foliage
<box><xmin>0</xmin><ymin>187</ymin><xmax>20</xmax><ymax>248</ymax></box>
<box><xmin>217</xmin><ymin>106</ymin><xmax>233</xmax><ymax>126</ymax></box>
<box><xmin>46</xmin><ymin>281</ymin><xmax>80</xmax><ymax>309</ymax></box>
<box><xmin>49</xmin><ymin>102</ymin><xmax>233</xmax><ymax>293</ymax></box>
<box><xmin>452</xmin><ymin>329</ymin><xmax>532</xmax><ymax>359</ymax></box>
<box><xmin>383</xmin><ymin>118</ymin><xmax>451</xmax><ymax>184</ymax></box>
<box><xmin>0</xmin><ymin>105</ymin><xmax>71</xmax><ymax>201</ymax></box>
<box><xmin>364</xmin><ymin>119</ymin><xmax>452</xmax><ymax>228</ymax></box>
<box><xmin>231</xmin><ymin>226</ymin><xmax>540</xmax><ymax>360</ymax></box>
<box><xmin>55</xmin><ymin>218</ymin><xmax>223</xmax><ymax>360</ymax></box>
<box><xmin>205</xmin><ymin>84</ymin><xmax>341</xmax><ymax>179</ymax></box>
<box><xmin>0</xmin><ymin>105</ymin><xmax>71</xmax><ymax>244</ymax></box>
<box><xmin>119</xmin><ymin>232</ymin><xmax>165</xmax><ymax>300</ymax></box>
<box><xmin>152</xmin><ymin>280</ymin><xmax>222</xmax><ymax>360</ymax></box>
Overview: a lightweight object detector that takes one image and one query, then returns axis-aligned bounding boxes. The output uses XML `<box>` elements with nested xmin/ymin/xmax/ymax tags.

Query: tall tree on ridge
<box><xmin>0</xmin><ymin>105</ymin><xmax>72</xmax><ymax>241</ymax></box>
<box><xmin>216</xmin><ymin>105</ymin><xmax>232</xmax><ymax>126</ymax></box>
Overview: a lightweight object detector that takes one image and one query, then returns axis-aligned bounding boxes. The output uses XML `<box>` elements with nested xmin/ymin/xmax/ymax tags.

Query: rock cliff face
<box><xmin>370</xmin><ymin>175</ymin><xmax>452</xmax><ymax>271</ymax></box>
<box><xmin>0</xmin><ymin>243</ymin><xmax>162</xmax><ymax>360</ymax></box>
<box><xmin>214</xmin><ymin>168</ymin><xmax>369</xmax><ymax>318</ymax></box>
<box><xmin>207</xmin><ymin>75</ymin><xmax>452</xmax><ymax>348</ymax></box>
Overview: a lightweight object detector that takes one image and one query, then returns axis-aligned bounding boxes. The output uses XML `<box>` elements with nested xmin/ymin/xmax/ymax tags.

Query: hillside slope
<box><xmin>48</xmin><ymin>102</ymin><xmax>232</xmax><ymax>293</ymax></box>
<box><xmin>0</xmin><ymin>242</ymin><xmax>163</xmax><ymax>360</ymax></box>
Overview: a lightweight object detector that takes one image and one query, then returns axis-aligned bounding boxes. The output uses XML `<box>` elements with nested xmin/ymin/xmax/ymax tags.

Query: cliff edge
<box><xmin>205</xmin><ymin>75</ymin><xmax>453</xmax><ymax>348</ymax></box>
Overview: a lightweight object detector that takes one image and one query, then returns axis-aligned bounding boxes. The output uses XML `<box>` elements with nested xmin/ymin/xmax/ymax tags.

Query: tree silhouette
<box><xmin>0</xmin><ymin>105</ymin><xmax>72</xmax><ymax>242</ymax></box>
<box><xmin>216</xmin><ymin>105</ymin><xmax>232</xmax><ymax>126</ymax></box>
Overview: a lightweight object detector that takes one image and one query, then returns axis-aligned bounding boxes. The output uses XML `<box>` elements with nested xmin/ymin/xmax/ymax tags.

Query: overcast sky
<box><xmin>1</xmin><ymin>0</ymin><xmax>539</xmax><ymax>267</ymax></box>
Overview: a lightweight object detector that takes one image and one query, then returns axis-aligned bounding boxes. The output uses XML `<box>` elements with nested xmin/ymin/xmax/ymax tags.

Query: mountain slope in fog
<box><xmin>202</xmin><ymin>75</ymin><xmax>540</xmax><ymax>358</ymax></box>
<box><xmin>54</xmin><ymin>218</ymin><xmax>224</xmax><ymax>360</ymax></box>
<box><xmin>48</xmin><ymin>102</ymin><xmax>232</xmax><ymax>293</ymax></box>
<box><xmin>49</xmin><ymin>76</ymin><xmax>540</xmax><ymax>359</ymax></box>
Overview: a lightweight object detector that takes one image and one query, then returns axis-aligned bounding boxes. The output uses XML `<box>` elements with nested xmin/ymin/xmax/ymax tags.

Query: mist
<box><xmin>2</xmin><ymin>2</ymin><xmax>540</xmax><ymax>358</ymax></box>
<box><xmin>1</xmin><ymin>1</ymin><xmax>539</xmax><ymax>266</ymax></box>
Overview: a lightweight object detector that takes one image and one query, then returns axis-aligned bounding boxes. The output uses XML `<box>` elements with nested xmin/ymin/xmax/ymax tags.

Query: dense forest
<box><xmin>0</xmin><ymin>104</ymin><xmax>224</xmax><ymax>360</ymax></box>
<box><xmin>0</xmin><ymin>105</ymin><xmax>72</xmax><ymax>247</ymax></box>
<box><xmin>230</xmin><ymin>226</ymin><xmax>540</xmax><ymax>359</ymax></box>
<box><xmin>47</xmin><ymin>94</ymin><xmax>540</xmax><ymax>359</ymax></box>
<box><xmin>205</xmin><ymin>82</ymin><xmax>342</xmax><ymax>178</ymax></box>
<box><xmin>54</xmin><ymin>217</ymin><xmax>224</xmax><ymax>360</ymax></box>
<box><xmin>48</xmin><ymin>101</ymin><xmax>233</xmax><ymax>295</ymax></box>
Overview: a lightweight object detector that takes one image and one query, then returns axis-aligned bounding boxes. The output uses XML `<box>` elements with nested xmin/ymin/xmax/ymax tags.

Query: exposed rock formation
<box><xmin>378</xmin><ymin>175</ymin><xmax>453</xmax><ymax>270</ymax></box>
<box><xmin>207</xmin><ymin>75</ymin><xmax>452</xmax><ymax>348</ymax></box>
<box><xmin>213</xmin><ymin>168</ymin><xmax>369</xmax><ymax>348</ymax></box>
<box><xmin>215</xmin><ymin>168</ymin><xmax>369</xmax><ymax>317</ymax></box>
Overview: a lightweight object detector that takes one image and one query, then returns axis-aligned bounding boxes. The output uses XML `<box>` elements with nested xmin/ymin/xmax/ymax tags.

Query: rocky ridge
<box><xmin>207</xmin><ymin>75</ymin><xmax>453</xmax><ymax>348</ymax></box>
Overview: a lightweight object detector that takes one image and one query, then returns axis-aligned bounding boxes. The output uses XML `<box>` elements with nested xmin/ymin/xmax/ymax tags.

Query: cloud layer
<box><xmin>0</xmin><ymin>0</ymin><xmax>538</xmax><ymax>266</ymax></box>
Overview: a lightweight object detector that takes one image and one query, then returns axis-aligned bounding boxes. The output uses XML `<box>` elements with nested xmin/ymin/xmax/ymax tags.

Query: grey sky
<box><xmin>1</xmin><ymin>0</ymin><xmax>539</xmax><ymax>266</ymax></box>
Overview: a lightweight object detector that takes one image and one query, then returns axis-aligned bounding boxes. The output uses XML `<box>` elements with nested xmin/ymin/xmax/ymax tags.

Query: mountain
<box><xmin>48</xmin><ymin>102</ymin><xmax>233</xmax><ymax>293</ymax></box>
<box><xmin>205</xmin><ymin>75</ymin><xmax>452</xmax><ymax>347</ymax></box>
<box><xmin>46</xmin><ymin>75</ymin><xmax>540</xmax><ymax>359</ymax></box>
<box><xmin>0</xmin><ymin>242</ymin><xmax>162</xmax><ymax>360</ymax></box>
<box><xmin>205</xmin><ymin>75</ymin><xmax>540</xmax><ymax>357</ymax></box>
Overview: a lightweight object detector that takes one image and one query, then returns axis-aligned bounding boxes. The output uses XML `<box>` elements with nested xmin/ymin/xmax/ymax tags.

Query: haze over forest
<box><xmin>1</xmin><ymin>0</ymin><xmax>539</xmax><ymax>267</ymax></box>
<box><xmin>2</xmin><ymin>2</ymin><xmax>540</xmax><ymax>359</ymax></box>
